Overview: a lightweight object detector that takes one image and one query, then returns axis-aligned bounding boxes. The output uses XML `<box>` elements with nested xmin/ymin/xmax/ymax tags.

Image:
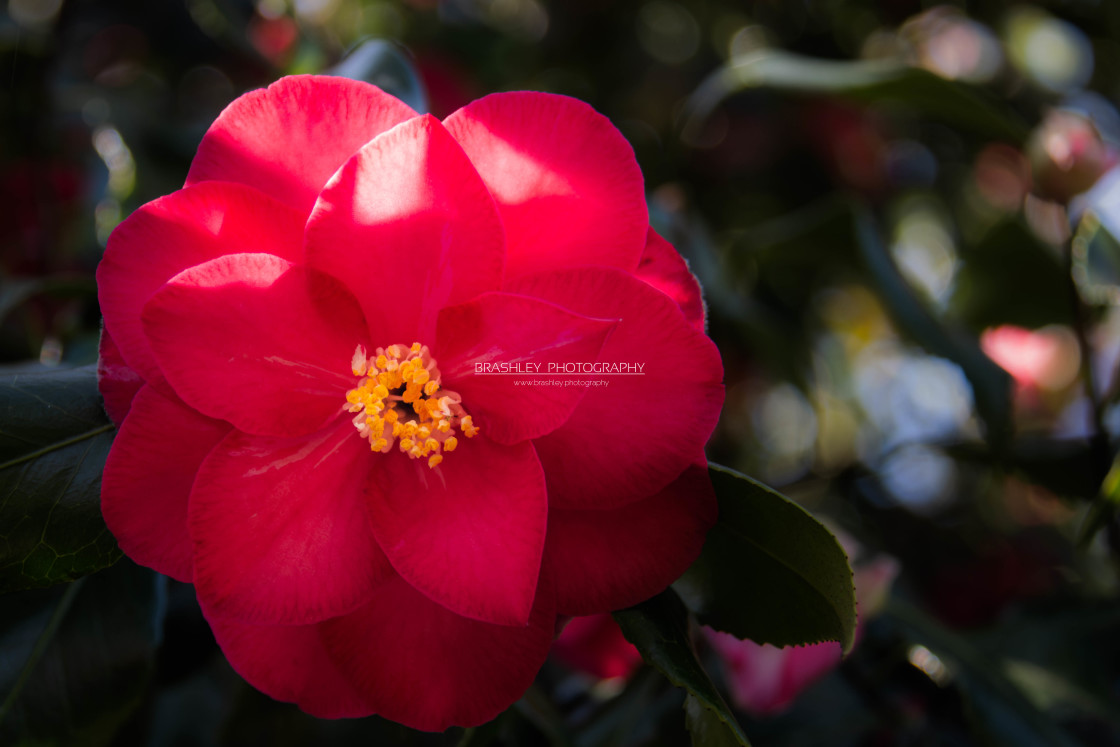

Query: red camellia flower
<box><xmin>96</xmin><ymin>75</ymin><xmax>723</xmax><ymax>730</ymax></box>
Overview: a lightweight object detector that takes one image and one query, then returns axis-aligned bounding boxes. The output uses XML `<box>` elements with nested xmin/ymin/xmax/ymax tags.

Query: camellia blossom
<box><xmin>96</xmin><ymin>75</ymin><xmax>723</xmax><ymax>731</ymax></box>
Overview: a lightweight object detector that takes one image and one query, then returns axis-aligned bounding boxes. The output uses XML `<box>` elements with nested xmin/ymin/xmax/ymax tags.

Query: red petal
<box><xmin>634</xmin><ymin>229</ymin><xmax>706</xmax><ymax>332</ymax></box>
<box><xmin>367</xmin><ymin>437</ymin><xmax>547</xmax><ymax>626</ymax></box>
<box><xmin>208</xmin><ymin>617</ymin><xmax>368</xmax><ymax>719</ymax></box>
<box><xmin>436</xmin><ymin>292</ymin><xmax>617</xmax><ymax>444</ymax></box>
<box><xmin>141</xmin><ymin>253</ymin><xmax>367</xmax><ymax>437</ymax></box>
<box><xmin>190</xmin><ymin>422</ymin><xmax>394</xmax><ymax>625</ymax></box>
<box><xmin>97</xmin><ymin>326</ymin><xmax>143</xmax><ymax>425</ymax></box>
<box><xmin>545</xmin><ymin>461</ymin><xmax>716</xmax><ymax>615</ymax></box>
<box><xmin>97</xmin><ymin>181</ymin><xmax>305</xmax><ymax>384</ymax></box>
<box><xmin>508</xmin><ymin>267</ymin><xmax>724</xmax><ymax>509</ymax></box>
<box><xmin>321</xmin><ymin>573</ymin><xmax>556</xmax><ymax>731</ymax></box>
<box><xmin>101</xmin><ymin>385</ymin><xmax>230</xmax><ymax>582</ymax></box>
<box><xmin>305</xmin><ymin>114</ymin><xmax>504</xmax><ymax>346</ymax></box>
<box><xmin>185</xmin><ymin>75</ymin><xmax>417</xmax><ymax>216</ymax></box>
<box><xmin>444</xmin><ymin>92</ymin><xmax>647</xmax><ymax>278</ymax></box>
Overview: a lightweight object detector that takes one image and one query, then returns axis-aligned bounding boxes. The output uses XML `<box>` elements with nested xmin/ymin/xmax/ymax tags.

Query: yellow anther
<box><xmin>346</xmin><ymin>390</ymin><xmax>362</xmax><ymax>405</ymax></box>
<box><xmin>443</xmin><ymin>436</ymin><xmax>458</xmax><ymax>452</ymax></box>
<box><xmin>384</xmin><ymin>409</ymin><xmax>399</xmax><ymax>423</ymax></box>
<box><xmin>375</xmin><ymin>354</ymin><xmax>388</xmax><ymax>369</ymax></box>
<box><xmin>411</xmin><ymin>342</ymin><xmax>422</xmax><ymax>353</ymax></box>
<box><xmin>437</xmin><ymin>419</ymin><xmax>451</xmax><ymax>433</ymax></box>
<box><xmin>425</xmin><ymin>438</ymin><xmax>440</xmax><ymax>453</ymax></box>
<box><xmin>428</xmin><ymin>454</ymin><xmax>443</xmax><ymax>468</ymax></box>
<box><xmin>385</xmin><ymin>359</ymin><xmax>399</xmax><ymax>372</ymax></box>
<box><xmin>460</xmin><ymin>415</ymin><xmax>479</xmax><ymax>438</ymax></box>
<box><xmin>418</xmin><ymin>426</ymin><xmax>431</xmax><ymax>440</ymax></box>
<box><xmin>402</xmin><ymin>384</ymin><xmax>421</xmax><ymax>403</ymax></box>
<box><xmin>388</xmin><ymin>345</ymin><xmax>403</xmax><ymax>359</ymax></box>
<box><xmin>371</xmin><ymin>438</ymin><xmax>388</xmax><ymax>451</ymax></box>
<box><xmin>372</xmin><ymin>384</ymin><xmax>389</xmax><ymax>400</ymax></box>
<box><xmin>413</xmin><ymin>368</ymin><xmax>430</xmax><ymax>386</ymax></box>
<box><xmin>424</xmin><ymin>381</ymin><xmax>439</xmax><ymax>396</ymax></box>
<box><xmin>399</xmin><ymin>438</ymin><xmax>414</xmax><ymax>451</ymax></box>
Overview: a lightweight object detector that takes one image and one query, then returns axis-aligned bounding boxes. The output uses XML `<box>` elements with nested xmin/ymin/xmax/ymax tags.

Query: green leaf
<box><xmin>613</xmin><ymin>589</ymin><xmax>751</xmax><ymax>747</ymax></box>
<box><xmin>0</xmin><ymin>365</ymin><xmax>118</xmax><ymax>593</ymax></box>
<box><xmin>327</xmin><ymin>38</ymin><xmax>429</xmax><ymax>114</ymax></box>
<box><xmin>683</xmin><ymin>694</ymin><xmax>746</xmax><ymax>747</ymax></box>
<box><xmin>0</xmin><ymin>561</ymin><xmax>165</xmax><ymax>746</ymax></box>
<box><xmin>850</xmin><ymin>205</ymin><xmax>1013</xmax><ymax>451</ymax></box>
<box><xmin>683</xmin><ymin>51</ymin><xmax>1029</xmax><ymax>145</ymax></box>
<box><xmin>682</xmin><ymin>464</ymin><xmax>857</xmax><ymax>653</ymax></box>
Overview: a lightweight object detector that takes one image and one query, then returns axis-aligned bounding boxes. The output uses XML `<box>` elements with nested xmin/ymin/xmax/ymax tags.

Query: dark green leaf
<box><xmin>0</xmin><ymin>561</ymin><xmax>165</xmax><ymax>746</ymax></box>
<box><xmin>683</xmin><ymin>51</ymin><xmax>1029</xmax><ymax>145</ymax></box>
<box><xmin>327</xmin><ymin>38</ymin><xmax>429</xmax><ymax>114</ymax></box>
<box><xmin>683</xmin><ymin>694</ymin><xmax>746</xmax><ymax>747</ymax></box>
<box><xmin>0</xmin><ymin>365</ymin><xmax>118</xmax><ymax>593</ymax></box>
<box><xmin>851</xmin><ymin>205</ymin><xmax>1013</xmax><ymax>450</ymax></box>
<box><xmin>613</xmin><ymin>589</ymin><xmax>750</xmax><ymax>747</ymax></box>
<box><xmin>683</xmin><ymin>464</ymin><xmax>857</xmax><ymax>653</ymax></box>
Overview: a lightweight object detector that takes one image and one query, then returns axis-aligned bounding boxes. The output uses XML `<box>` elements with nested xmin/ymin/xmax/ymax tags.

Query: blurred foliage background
<box><xmin>4</xmin><ymin>0</ymin><xmax>1120</xmax><ymax>745</ymax></box>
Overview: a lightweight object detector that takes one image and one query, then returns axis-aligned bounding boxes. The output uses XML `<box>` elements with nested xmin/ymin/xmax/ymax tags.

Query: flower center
<box><xmin>344</xmin><ymin>343</ymin><xmax>479</xmax><ymax>468</ymax></box>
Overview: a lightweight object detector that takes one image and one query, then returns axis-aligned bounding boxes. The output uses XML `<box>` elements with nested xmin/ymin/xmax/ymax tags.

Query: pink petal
<box><xmin>97</xmin><ymin>326</ymin><xmax>143</xmax><ymax>425</ymax></box>
<box><xmin>101</xmin><ymin>385</ymin><xmax>230</xmax><ymax>582</ymax></box>
<box><xmin>443</xmin><ymin>92</ymin><xmax>648</xmax><ymax>278</ymax></box>
<box><xmin>367</xmin><ymin>437</ymin><xmax>547</xmax><ymax>626</ymax></box>
<box><xmin>305</xmin><ymin>114</ymin><xmax>504</xmax><ymax>346</ymax></box>
<box><xmin>185</xmin><ymin>75</ymin><xmax>418</xmax><ymax>216</ymax></box>
<box><xmin>208</xmin><ymin>616</ymin><xmax>368</xmax><ymax>719</ymax></box>
<box><xmin>545</xmin><ymin>461</ymin><xmax>716</xmax><ymax>615</ymax></box>
<box><xmin>436</xmin><ymin>292</ymin><xmax>617</xmax><ymax>444</ymax></box>
<box><xmin>97</xmin><ymin>181</ymin><xmax>305</xmax><ymax>385</ymax></box>
<box><xmin>141</xmin><ymin>253</ymin><xmax>367</xmax><ymax>437</ymax></box>
<box><xmin>552</xmin><ymin>614</ymin><xmax>642</xmax><ymax>680</ymax></box>
<box><xmin>508</xmin><ymin>267</ymin><xmax>724</xmax><ymax>509</ymax></box>
<box><xmin>321</xmin><ymin>574</ymin><xmax>556</xmax><ymax>731</ymax></box>
<box><xmin>634</xmin><ymin>229</ymin><xmax>706</xmax><ymax>332</ymax></box>
<box><xmin>190</xmin><ymin>422</ymin><xmax>394</xmax><ymax>625</ymax></box>
<box><xmin>705</xmin><ymin>628</ymin><xmax>842</xmax><ymax>716</ymax></box>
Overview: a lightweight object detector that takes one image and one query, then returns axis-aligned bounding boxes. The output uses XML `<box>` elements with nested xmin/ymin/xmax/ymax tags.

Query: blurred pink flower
<box><xmin>1029</xmin><ymin>110</ymin><xmax>1119</xmax><ymax>203</ymax></box>
<box><xmin>552</xmin><ymin>614</ymin><xmax>643</xmax><ymax>681</ymax></box>
<box><xmin>980</xmin><ymin>324</ymin><xmax>1080</xmax><ymax>394</ymax></box>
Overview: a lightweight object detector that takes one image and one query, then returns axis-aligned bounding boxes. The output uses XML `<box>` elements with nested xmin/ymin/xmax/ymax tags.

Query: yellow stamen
<box><xmin>344</xmin><ymin>343</ymin><xmax>476</xmax><ymax>469</ymax></box>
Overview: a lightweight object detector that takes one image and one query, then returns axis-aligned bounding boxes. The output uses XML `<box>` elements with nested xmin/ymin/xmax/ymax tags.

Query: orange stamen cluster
<box><xmin>345</xmin><ymin>343</ymin><xmax>479</xmax><ymax>468</ymax></box>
